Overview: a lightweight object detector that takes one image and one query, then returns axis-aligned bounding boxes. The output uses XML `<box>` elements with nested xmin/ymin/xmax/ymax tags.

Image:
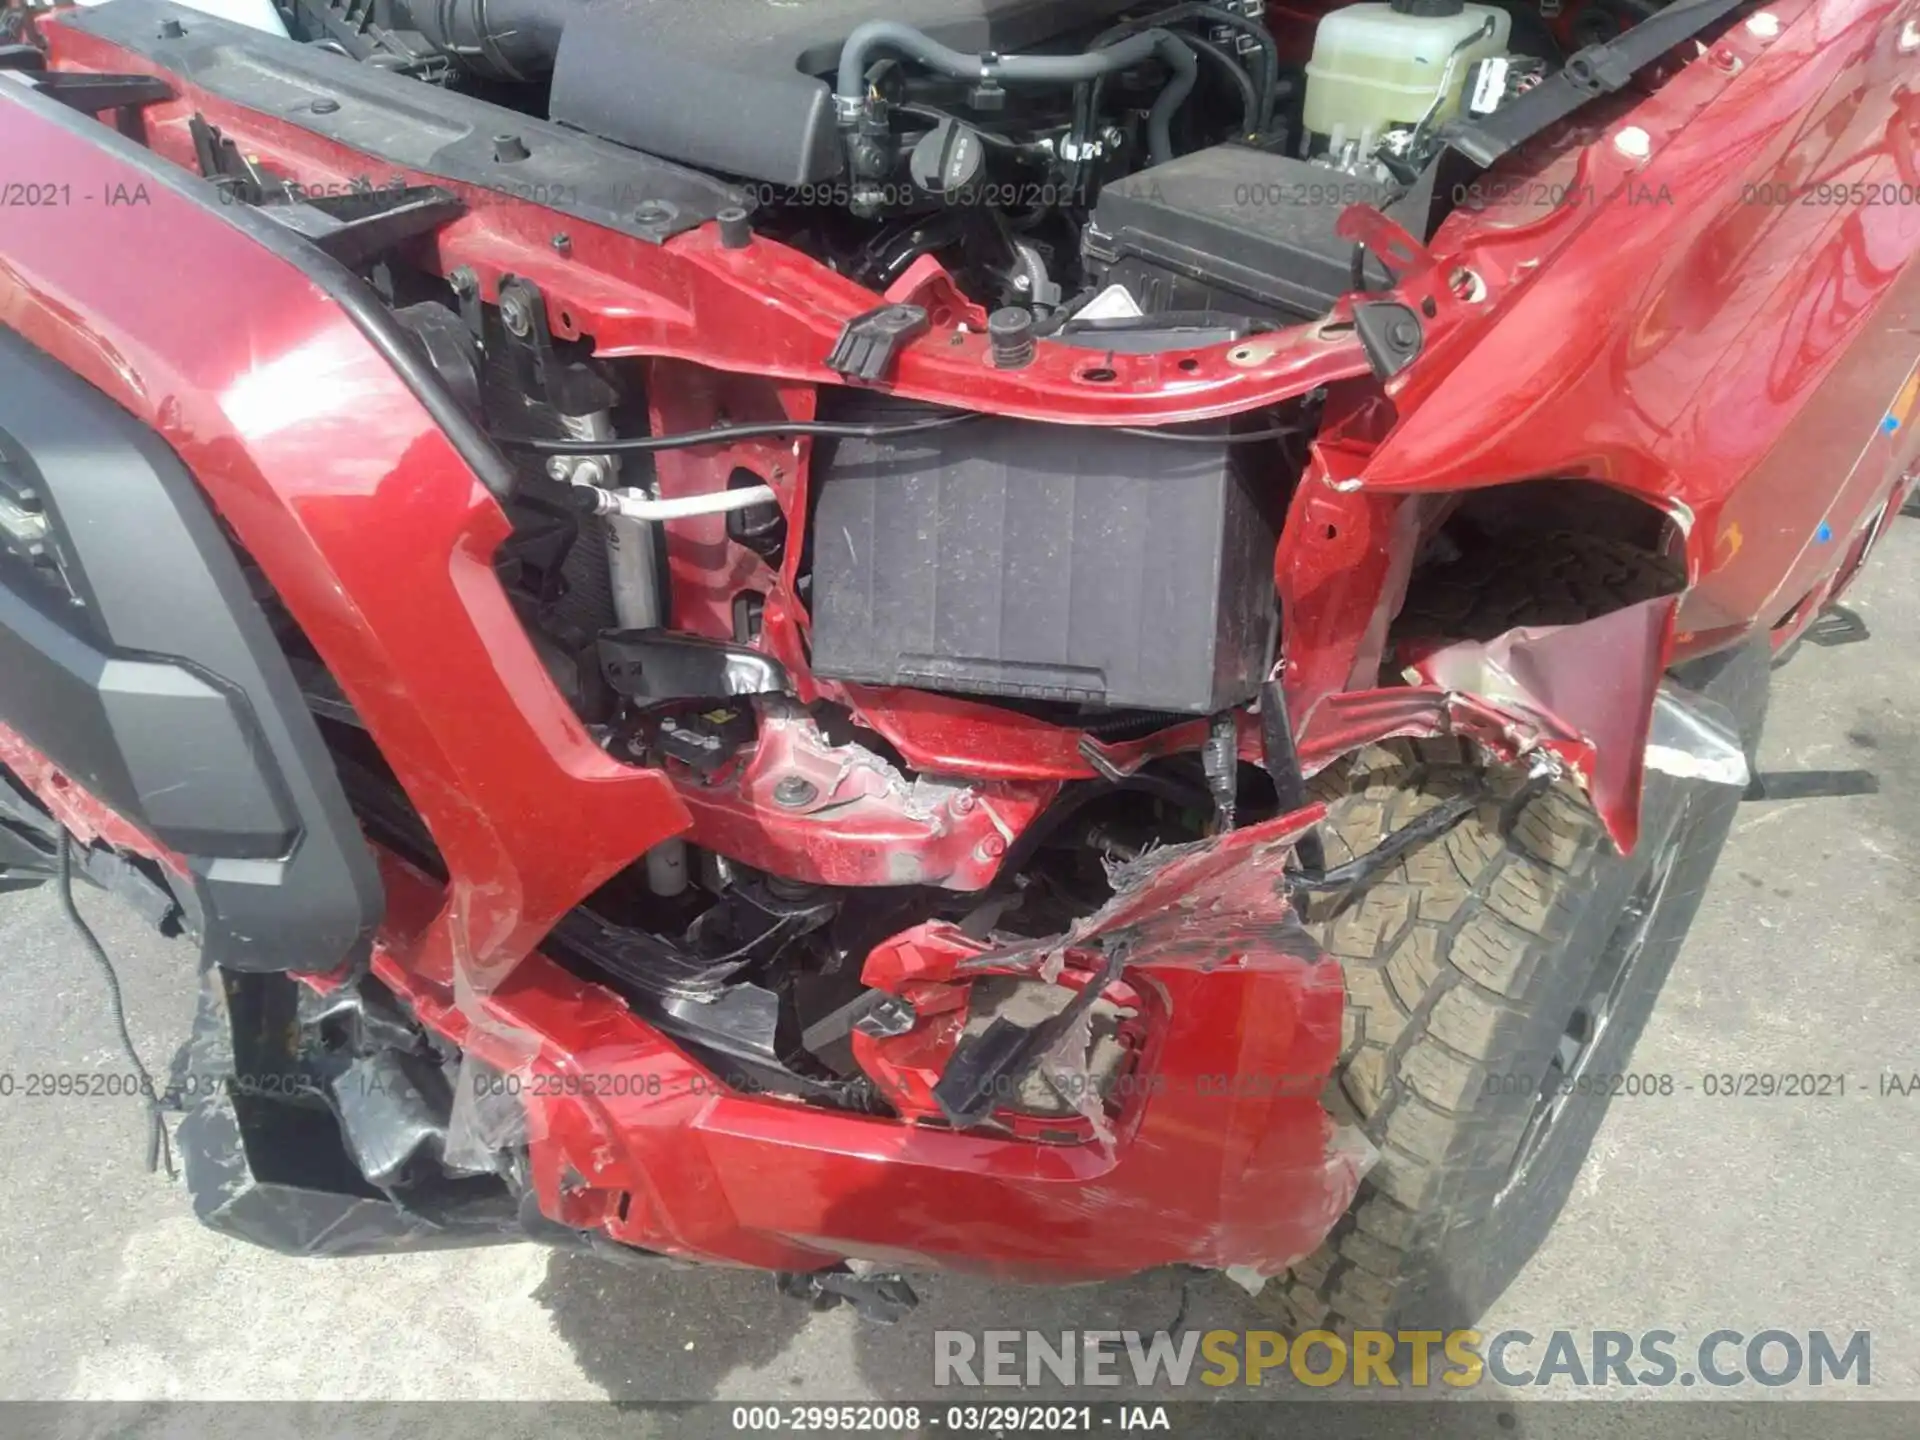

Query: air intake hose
<box><xmin>402</xmin><ymin>0</ymin><xmax>576</xmax><ymax>81</ymax></box>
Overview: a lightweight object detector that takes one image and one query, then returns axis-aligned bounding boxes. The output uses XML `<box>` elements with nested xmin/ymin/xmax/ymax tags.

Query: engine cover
<box><xmin>549</xmin><ymin>0</ymin><xmax>1136</xmax><ymax>187</ymax></box>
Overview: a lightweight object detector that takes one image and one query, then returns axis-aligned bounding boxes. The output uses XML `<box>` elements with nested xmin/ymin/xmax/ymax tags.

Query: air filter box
<box><xmin>808</xmin><ymin>417</ymin><xmax>1276</xmax><ymax>715</ymax></box>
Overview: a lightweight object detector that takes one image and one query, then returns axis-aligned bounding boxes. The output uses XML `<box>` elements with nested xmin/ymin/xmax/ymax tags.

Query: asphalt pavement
<box><xmin>2</xmin><ymin>524</ymin><xmax>1917</xmax><ymax>1426</ymax></box>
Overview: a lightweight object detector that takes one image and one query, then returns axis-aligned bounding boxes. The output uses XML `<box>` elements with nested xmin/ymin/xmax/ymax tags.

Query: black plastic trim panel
<box><xmin>63</xmin><ymin>0</ymin><xmax>750</xmax><ymax>245</ymax></box>
<box><xmin>0</xmin><ymin>325</ymin><xmax>382</xmax><ymax>973</ymax></box>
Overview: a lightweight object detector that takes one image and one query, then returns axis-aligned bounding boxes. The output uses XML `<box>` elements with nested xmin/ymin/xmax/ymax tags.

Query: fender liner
<box><xmin>0</xmin><ymin>325</ymin><xmax>382</xmax><ymax>972</ymax></box>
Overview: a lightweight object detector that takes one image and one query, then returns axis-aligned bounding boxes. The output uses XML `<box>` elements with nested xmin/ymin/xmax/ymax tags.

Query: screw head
<box><xmin>773</xmin><ymin>775</ymin><xmax>819</xmax><ymax>809</ymax></box>
<box><xmin>975</xmin><ymin>835</ymin><xmax>1007</xmax><ymax>861</ymax></box>
<box><xmin>950</xmin><ymin>791</ymin><xmax>978</xmax><ymax>815</ymax></box>
<box><xmin>500</xmin><ymin>289</ymin><xmax>534</xmax><ymax>337</ymax></box>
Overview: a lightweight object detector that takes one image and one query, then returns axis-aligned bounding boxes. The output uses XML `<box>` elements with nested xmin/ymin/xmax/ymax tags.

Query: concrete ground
<box><xmin>1</xmin><ymin>524</ymin><xmax>1916</xmax><ymax>1423</ymax></box>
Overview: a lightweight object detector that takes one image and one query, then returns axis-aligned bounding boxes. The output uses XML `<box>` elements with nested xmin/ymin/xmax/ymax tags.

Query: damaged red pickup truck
<box><xmin>0</xmin><ymin>0</ymin><xmax>1912</xmax><ymax>1331</ymax></box>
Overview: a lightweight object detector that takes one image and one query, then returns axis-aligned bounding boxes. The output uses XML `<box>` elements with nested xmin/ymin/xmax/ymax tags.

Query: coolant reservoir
<box><xmin>1302</xmin><ymin>0</ymin><xmax>1512</xmax><ymax>156</ymax></box>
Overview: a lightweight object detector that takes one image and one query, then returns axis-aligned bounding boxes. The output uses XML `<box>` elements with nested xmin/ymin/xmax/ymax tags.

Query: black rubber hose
<box><xmin>1083</xmin><ymin>4</ymin><xmax>1282</xmax><ymax>138</ymax></box>
<box><xmin>1179</xmin><ymin>30</ymin><xmax>1260</xmax><ymax>138</ymax></box>
<box><xmin>408</xmin><ymin>0</ymin><xmax>568</xmax><ymax>81</ymax></box>
<box><xmin>835</xmin><ymin>24</ymin><xmax>1197</xmax><ymax>167</ymax></box>
<box><xmin>837</xmin><ymin>23</ymin><xmax>1158</xmax><ymax>102</ymax></box>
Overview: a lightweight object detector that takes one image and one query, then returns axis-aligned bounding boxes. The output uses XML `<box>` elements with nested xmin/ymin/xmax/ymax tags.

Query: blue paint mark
<box><xmin>1883</xmin><ymin>414</ymin><xmax>1901</xmax><ymax>433</ymax></box>
<box><xmin>1816</xmin><ymin>521</ymin><xmax>1834</xmax><ymax>543</ymax></box>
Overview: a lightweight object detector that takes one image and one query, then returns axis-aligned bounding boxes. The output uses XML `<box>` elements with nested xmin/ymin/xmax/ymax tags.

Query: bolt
<box><xmin>950</xmin><ymin>791</ymin><xmax>978</xmax><ymax>816</ymax></box>
<box><xmin>571</xmin><ymin>457</ymin><xmax>607</xmax><ymax>488</ymax></box>
<box><xmin>1389</xmin><ymin>319</ymin><xmax>1420</xmax><ymax>350</ymax></box>
<box><xmin>551</xmin><ymin>232</ymin><xmax>572</xmax><ymax>256</ymax></box>
<box><xmin>545</xmin><ymin>456</ymin><xmax>575</xmax><ymax>482</ymax></box>
<box><xmin>449</xmin><ymin>267</ymin><xmax>478</xmax><ymax>298</ymax></box>
<box><xmin>500</xmin><ymin>288</ymin><xmax>535</xmax><ymax>337</ymax></box>
<box><xmin>1613</xmin><ymin>126</ymin><xmax>1653</xmax><ymax>161</ymax></box>
<box><xmin>975</xmin><ymin>835</ymin><xmax>1007</xmax><ymax>861</ymax></box>
<box><xmin>773</xmin><ymin>775</ymin><xmax>819</xmax><ymax>809</ymax></box>
<box><xmin>1745</xmin><ymin>11</ymin><xmax>1780</xmax><ymax>37</ymax></box>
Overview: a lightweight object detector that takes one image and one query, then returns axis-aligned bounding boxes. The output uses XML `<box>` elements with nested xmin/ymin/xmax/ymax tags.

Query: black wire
<box><xmin>1119</xmin><ymin>423</ymin><xmax>1304</xmax><ymax>444</ymax></box>
<box><xmin>495</xmin><ymin>412</ymin><xmax>1299</xmax><ymax>454</ymax></box>
<box><xmin>494</xmin><ymin>412</ymin><xmax>979</xmax><ymax>455</ymax></box>
<box><xmin>56</xmin><ymin>833</ymin><xmax>176</xmax><ymax>1180</ymax></box>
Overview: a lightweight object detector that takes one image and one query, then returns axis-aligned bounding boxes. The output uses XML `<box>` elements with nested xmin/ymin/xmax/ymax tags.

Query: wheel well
<box><xmin>1399</xmin><ymin>478</ymin><xmax>1686</xmax><ymax>641</ymax></box>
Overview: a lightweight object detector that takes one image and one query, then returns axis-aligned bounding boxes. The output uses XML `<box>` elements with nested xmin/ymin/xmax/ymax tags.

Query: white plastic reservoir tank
<box><xmin>1302</xmin><ymin>0</ymin><xmax>1511</xmax><ymax>157</ymax></box>
<box><xmin>73</xmin><ymin>0</ymin><xmax>288</xmax><ymax>38</ymax></box>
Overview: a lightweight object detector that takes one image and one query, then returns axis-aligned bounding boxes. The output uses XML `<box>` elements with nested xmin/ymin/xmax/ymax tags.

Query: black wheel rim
<box><xmin>1495</xmin><ymin>834</ymin><xmax>1684</xmax><ymax>1205</ymax></box>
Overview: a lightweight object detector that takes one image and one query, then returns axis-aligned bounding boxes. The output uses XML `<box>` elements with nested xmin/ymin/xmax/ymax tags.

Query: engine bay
<box><xmin>275</xmin><ymin>0</ymin><xmax>1643</xmax><ymax>321</ymax></box>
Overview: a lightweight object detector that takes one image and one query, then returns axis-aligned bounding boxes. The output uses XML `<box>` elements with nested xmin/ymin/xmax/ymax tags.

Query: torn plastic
<box><xmin>175</xmin><ymin>966</ymin><xmax>526</xmax><ymax>1256</ymax></box>
<box><xmin>842</xmin><ymin>809</ymin><xmax>1378</xmax><ymax>1275</ymax></box>
<box><xmin>315</xmin><ymin>804</ymin><xmax>1376</xmax><ymax>1279</ymax></box>
<box><xmin>1644</xmin><ymin>682</ymin><xmax>1751</xmax><ymax>788</ymax></box>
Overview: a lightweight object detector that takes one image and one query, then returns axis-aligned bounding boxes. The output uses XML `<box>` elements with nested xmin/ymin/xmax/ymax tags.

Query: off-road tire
<box><xmin>1268</xmin><ymin>534</ymin><xmax>1768</xmax><ymax>1333</ymax></box>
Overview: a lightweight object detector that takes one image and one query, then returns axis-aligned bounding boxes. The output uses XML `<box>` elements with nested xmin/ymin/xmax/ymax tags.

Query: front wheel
<box><xmin>1269</xmin><ymin>622</ymin><xmax>1768</xmax><ymax>1334</ymax></box>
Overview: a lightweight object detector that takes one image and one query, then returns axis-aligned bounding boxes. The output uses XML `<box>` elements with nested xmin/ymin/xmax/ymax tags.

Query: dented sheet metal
<box><xmin>1300</xmin><ymin>597</ymin><xmax>1747</xmax><ymax>855</ymax></box>
<box><xmin>1409</xmin><ymin>595</ymin><xmax>1678</xmax><ymax>851</ymax></box>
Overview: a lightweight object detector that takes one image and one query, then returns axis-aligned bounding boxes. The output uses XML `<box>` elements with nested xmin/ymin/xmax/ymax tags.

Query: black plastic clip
<box><xmin>826</xmin><ymin>304</ymin><xmax>930</xmax><ymax>384</ymax></box>
<box><xmin>1561</xmin><ymin>43</ymin><xmax>1636</xmax><ymax>96</ymax></box>
<box><xmin>1353</xmin><ymin>300</ymin><xmax>1424</xmax><ymax>380</ymax></box>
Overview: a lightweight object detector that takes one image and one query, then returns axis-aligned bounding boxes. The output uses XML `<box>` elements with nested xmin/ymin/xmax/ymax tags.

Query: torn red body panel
<box><xmin>369</xmin><ymin>812</ymin><xmax>1366</xmax><ymax>1279</ymax></box>
<box><xmin>1403</xmin><ymin>597</ymin><xmax>1680</xmax><ymax>853</ymax></box>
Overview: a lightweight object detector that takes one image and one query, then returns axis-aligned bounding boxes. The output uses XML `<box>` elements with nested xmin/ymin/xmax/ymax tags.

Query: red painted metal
<box><xmin>658</xmin><ymin>704</ymin><xmax>1057</xmax><ymax>890</ymax></box>
<box><xmin>5</xmin><ymin>0</ymin><xmax>1918</xmax><ymax>1279</ymax></box>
